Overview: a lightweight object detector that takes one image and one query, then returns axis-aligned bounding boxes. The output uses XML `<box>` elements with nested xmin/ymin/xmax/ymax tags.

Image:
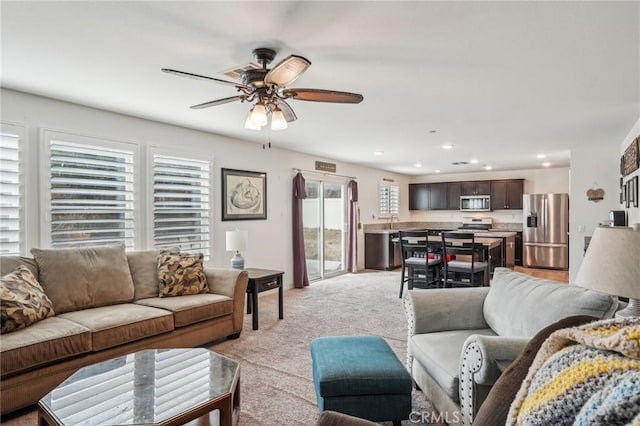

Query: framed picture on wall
<box><xmin>221</xmin><ymin>168</ymin><xmax>267</xmax><ymax>221</ymax></box>
<box><xmin>628</xmin><ymin>176</ymin><xmax>639</xmax><ymax>208</ymax></box>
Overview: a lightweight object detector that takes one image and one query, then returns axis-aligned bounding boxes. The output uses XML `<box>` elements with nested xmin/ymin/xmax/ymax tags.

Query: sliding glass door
<box><xmin>303</xmin><ymin>180</ymin><xmax>346</xmax><ymax>280</ymax></box>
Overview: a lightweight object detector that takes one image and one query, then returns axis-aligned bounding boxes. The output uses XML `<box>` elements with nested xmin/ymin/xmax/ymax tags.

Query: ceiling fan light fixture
<box><xmin>244</xmin><ymin>110</ymin><xmax>262</xmax><ymax>130</ymax></box>
<box><xmin>271</xmin><ymin>108</ymin><xmax>288</xmax><ymax>131</ymax></box>
<box><xmin>249</xmin><ymin>103</ymin><xmax>268</xmax><ymax>126</ymax></box>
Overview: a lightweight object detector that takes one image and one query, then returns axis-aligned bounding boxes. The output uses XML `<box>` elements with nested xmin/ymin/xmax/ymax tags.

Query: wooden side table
<box><xmin>245</xmin><ymin>268</ymin><xmax>284</xmax><ymax>330</ymax></box>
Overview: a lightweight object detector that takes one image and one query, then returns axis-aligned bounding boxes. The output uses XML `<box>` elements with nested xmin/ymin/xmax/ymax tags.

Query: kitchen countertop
<box><xmin>365</xmin><ymin>229</ymin><xmax>517</xmax><ymax>238</ymax></box>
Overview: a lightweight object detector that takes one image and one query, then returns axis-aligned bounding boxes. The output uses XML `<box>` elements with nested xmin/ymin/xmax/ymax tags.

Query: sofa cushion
<box><xmin>157</xmin><ymin>251</ymin><xmax>208</xmax><ymax>297</ymax></box>
<box><xmin>31</xmin><ymin>244</ymin><xmax>135</xmax><ymax>314</ymax></box>
<box><xmin>483</xmin><ymin>268</ymin><xmax>617</xmax><ymax>337</ymax></box>
<box><xmin>0</xmin><ymin>317</ymin><xmax>91</xmax><ymax>376</ymax></box>
<box><xmin>127</xmin><ymin>249</ymin><xmax>164</xmax><ymax>300</ymax></box>
<box><xmin>1</xmin><ymin>265</ymin><xmax>55</xmax><ymax>333</ymax></box>
<box><xmin>0</xmin><ymin>256</ymin><xmax>39</xmax><ymax>281</ymax></box>
<box><xmin>127</xmin><ymin>247</ymin><xmax>180</xmax><ymax>300</ymax></box>
<box><xmin>410</xmin><ymin>329</ymin><xmax>496</xmax><ymax>402</ymax></box>
<box><xmin>134</xmin><ymin>294</ymin><xmax>233</xmax><ymax>327</ymax></box>
<box><xmin>59</xmin><ymin>304</ymin><xmax>174</xmax><ymax>351</ymax></box>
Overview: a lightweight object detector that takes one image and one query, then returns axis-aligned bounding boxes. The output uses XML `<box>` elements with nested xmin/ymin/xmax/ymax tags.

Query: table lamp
<box><xmin>574</xmin><ymin>226</ymin><xmax>640</xmax><ymax>318</ymax></box>
<box><xmin>226</xmin><ymin>230</ymin><xmax>248</xmax><ymax>270</ymax></box>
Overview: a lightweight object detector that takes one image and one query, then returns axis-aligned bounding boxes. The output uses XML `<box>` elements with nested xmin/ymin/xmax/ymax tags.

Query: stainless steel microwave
<box><xmin>460</xmin><ymin>195</ymin><xmax>492</xmax><ymax>212</ymax></box>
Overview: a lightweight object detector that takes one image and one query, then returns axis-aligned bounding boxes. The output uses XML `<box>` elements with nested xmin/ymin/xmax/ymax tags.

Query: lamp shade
<box><xmin>271</xmin><ymin>108</ymin><xmax>288</xmax><ymax>130</ymax></box>
<box><xmin>226</xmin><ymin>230</ymin><xmax>248</xmax><ymax>252</ymax></box>
<box><xmin>574</xmin><ymin>227</ymin><xmax>640</xmax><ymax>299</ymax></box>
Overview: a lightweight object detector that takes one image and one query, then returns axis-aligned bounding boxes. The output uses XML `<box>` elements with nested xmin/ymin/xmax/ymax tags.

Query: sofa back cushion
<box><xmin>31</xmin><ymin>244</ymin><xmax>134</xmax><ymax>314</ymax></box>
<box><xmin>483</xmin><ymin>268</ymin><xmax>617</xmax><ymax>337</ymax></box>
<box><xmin>127</xmin><ymin>249</ymin><xmax>163</xmax><ymax>300</ymax></box>
<box><xmin>0</xmin><ymin>256</ymin><xmax>39</xmax><ymax>281</ymax></box>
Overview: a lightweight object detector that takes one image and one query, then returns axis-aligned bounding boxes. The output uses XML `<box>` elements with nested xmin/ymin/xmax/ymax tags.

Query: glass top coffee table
<box><xmin>38</xmin><ymin>348</ymin><xmax>240</xmax><ymax>426</ymax></box>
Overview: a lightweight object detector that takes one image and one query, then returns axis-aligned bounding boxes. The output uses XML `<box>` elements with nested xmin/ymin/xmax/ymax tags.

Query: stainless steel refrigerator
<box><xmin>523</xmin><ymin>193</ymin><xmax>569</xmax><ymax>269</ymax></box>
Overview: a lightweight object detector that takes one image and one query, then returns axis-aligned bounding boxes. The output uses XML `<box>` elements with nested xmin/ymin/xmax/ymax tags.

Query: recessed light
<box><xmin>536</xmin><ymin>154</ymin><xmax>546</xmax><ymax>159</ymax></box>
<box><xmin>435</xmin><ymin>169</ymin><xmax>441</xmax><ymax>173</ymax></box>
<box><xmin>484</xmin><ymin>165</ymin><xmax>492</xmax><ymax>170</ymax></box>
<box><xmin>542</xmin><ymin>162</ymin><xmax>551</xmax><ymax>167</ymax></box>
<box><xmin>470</xmin><ymin>159</ymin><xmax>479</xmax><ymax>164</ymax></box>
<box><xmin>414</xmin><ymin>163</ymin><xmax>423</xmax><ymax>168</ymax></box>
<box><xmin>374</xmin><ymin>150</ymin><xmax>384</xmax><ymax>156</ymax></box>
<box><xmin>442</xmin><ymin>144</ymin><xmax>454</xmax><ymax>150</ymax></box>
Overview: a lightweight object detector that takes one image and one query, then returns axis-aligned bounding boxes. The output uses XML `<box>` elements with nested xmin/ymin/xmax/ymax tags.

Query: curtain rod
<box><xmin>292</xmin><ymin>168</ymin><xmax>357</xmax><ymax>180</ymax></box>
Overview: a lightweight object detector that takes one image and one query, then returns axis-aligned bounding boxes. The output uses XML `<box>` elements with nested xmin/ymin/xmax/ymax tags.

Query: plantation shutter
<box><xmin>0</xmin><ymin>126</ymin><xmax>23</xmax><ymax>255</ymax></box>
<box><xmin>152</xmin><ymin>154</ymin><xmax>210</xmax><ymax>258</ymax></box>
<box><xmin>379</xmin><ymin>182</ymin><xmax>399</xmax><ymax>216</ymax></box>
<box><xmin>48</xmin><ymin>138</ymin><xmax>135</xmax><ymax>249</ymax></box>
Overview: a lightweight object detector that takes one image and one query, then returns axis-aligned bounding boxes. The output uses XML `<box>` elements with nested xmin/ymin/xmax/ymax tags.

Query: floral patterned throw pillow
<box><xmin>157</xmin><ymin>251</ymin><xmax>209</xmax><ymax>297</ymax></box>
<box><xmin>1</xmin><ymin>265</ymin><xmax>55</xmax><ymax>333</ymax></box>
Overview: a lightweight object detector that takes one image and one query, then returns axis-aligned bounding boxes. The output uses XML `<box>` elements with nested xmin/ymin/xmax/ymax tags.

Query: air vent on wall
<box><xmin>221</xmin><ymin>62</ymin><xmax>262</xmax><ymax>80</ymax></box>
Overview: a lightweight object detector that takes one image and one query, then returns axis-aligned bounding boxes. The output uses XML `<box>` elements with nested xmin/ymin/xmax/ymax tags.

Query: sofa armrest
<box><xmin>204</xmin><ymin>268</ymin><xmax>248</xmax><ymax>334</ymax></box>
<box><xmin>205</xmin><ymin>268</ymin><xmax>248</xmax><ymax>298</ymax></box>
<box><xmin>403</xmin><ymin>287</ymin><xmax>490</xmax><ymax>336</ymax></box>
<box><xmin>458</xmin><ymin>335</ymin><xmax>529</xmax><ymax>425</ymax></box>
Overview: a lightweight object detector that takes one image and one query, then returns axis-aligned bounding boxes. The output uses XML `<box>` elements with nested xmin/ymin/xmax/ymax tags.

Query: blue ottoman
<box><xmin>310</xmin><ymin>335</ymin><xmax>412</xmax><ymax>425</ymax></box>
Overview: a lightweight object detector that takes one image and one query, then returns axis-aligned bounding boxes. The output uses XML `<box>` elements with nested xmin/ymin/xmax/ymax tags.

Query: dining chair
<box><xmin>441</xmin><ymin>232</ymin><xmax>488</xmax><ymax>287</ymax></box>
<box><xmin>398</xmin><ymin>230</ymin><xmax>441</xmax><ymax>298</ymax></box>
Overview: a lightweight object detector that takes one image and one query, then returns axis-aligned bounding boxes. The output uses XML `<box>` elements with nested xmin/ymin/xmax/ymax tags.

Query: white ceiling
<box><xmin>2</xmin><ymin>1</ymin><xmax>638</xmax><ymax>176</ymax></box>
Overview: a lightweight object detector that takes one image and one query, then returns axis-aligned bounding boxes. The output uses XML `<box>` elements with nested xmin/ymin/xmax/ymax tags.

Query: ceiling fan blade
<box><xmin>284</xmin><ymin>88</ymin><xmax>364</xmax><ymax>104</ymax></box>
<box><xmin>265</xmin><ymin>55</ymin><xmax>311</xmax><ymax>87</ymax></box>
<box><xmin>190</xmin><ymin>96</ymin><xmax>245</xmax><ymax>109</ymax></box>
<box><xmin>274</xmin><ymin>99</ymin><xmax>297</xmax><ymax>122</ymax></box>
<box><xmin>162</xmin><ymin>68</ymin><xmax>249</xmax><ymax>90</ymax></box>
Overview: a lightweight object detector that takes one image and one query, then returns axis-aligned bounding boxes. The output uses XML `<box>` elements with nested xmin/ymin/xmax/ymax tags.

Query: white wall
<box><xmin>408</xmin><ymin>167</ymin><xmax>570</xmax><ymax>224</ymax></box>
<box><xmin>2</xmin><ymin>88</ymin><xmax>410</xmax><ymax>288</ymax></box>
<box><xmin>569</xmin><ymin>142</ymin><xmax>626</xmax><ymax>280</ymax></box>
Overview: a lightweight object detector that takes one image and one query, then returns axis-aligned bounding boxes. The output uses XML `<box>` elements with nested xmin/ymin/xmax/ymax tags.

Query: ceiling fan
<box><xmin>162</xmin><ymin>47</ymin><xmax>364</xmax><ymax>131</ymax></box>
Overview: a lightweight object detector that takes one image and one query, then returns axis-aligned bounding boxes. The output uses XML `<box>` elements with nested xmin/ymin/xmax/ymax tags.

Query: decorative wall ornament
<box><xmin>586</xmin><ymin>187</ymin><xmax>605</xmax><ymax>202</ymax></box>
<box><xmin>622</xmin><ymin>136</ymin><xmax>639</xmax><ymax>176</ymax></box>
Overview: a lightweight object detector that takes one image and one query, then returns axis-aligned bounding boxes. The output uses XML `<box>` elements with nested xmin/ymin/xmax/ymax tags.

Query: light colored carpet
<box><xmin>1</xmin><ymin>271</ymin><xmax>443</xmax><ymax>425</ymax></box>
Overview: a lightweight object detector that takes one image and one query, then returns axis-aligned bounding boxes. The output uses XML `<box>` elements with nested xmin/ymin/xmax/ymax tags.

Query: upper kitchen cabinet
<box><xmin>491</xmin><ymin>179</ymin><xmax>524</xmax><ymax>209</ymax></box>
<box><xmin>409</xmin><ymin>183</ymin><xmax>429</xmax><ymax>210</ymax></box>
<box><xmin>447</xmin><ymin>182</ymin><xmax>462</xmax><ymax>210</ymax></box>
<box><xmin>461</xmin><ymin>181</ymin><xmax>491</xmax><ymax>196</ymax></box>
<box><xmin>429</xmin><ymin>182</ymin><xmax>448</xmax><ymax>210</ymax></box>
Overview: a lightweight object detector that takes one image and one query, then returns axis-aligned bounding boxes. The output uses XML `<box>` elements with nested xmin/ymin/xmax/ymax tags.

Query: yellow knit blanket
<box><xmin>507</xmin><ymin>317</ymin><xmax>640</xmax><ymax>426</ymax></box>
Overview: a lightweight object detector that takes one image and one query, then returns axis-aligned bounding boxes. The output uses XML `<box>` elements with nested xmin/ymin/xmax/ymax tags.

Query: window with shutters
<box><xmin>44</xmin><ymin>131</ymin><xmax>136</xmax><ymax>249</ymax></box>
<box><xmin>152</xmin><ymin>153</ymin><xmax>211</xmax><ymax>259</ymax></box>
<box><xmin>0</xmin><ymin>123</ymin><xmax>26</xmax><ymax>255</ymax></box>
<box><xmin>379</xmin><ymin>181</ymin><xmax>399</xmax><ymax>217</ymax></box>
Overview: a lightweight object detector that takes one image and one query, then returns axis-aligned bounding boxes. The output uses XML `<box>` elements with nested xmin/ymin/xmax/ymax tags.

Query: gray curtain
<box><xmin>347</xmin><ymin>180</ymin><xmax>359</xmax><ymax>273</ymax></box>
<box><xmin>292</xmin><ymin>173</ymin><xmax>309</xmax><ymax>288</ymax></box>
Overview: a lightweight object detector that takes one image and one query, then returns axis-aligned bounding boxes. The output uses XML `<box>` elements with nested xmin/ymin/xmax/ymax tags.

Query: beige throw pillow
<box><xmin>31</xmin><ymin>244</ymin><xmax>135</xmax><ymax>314</ymax></box>
<box><xmin>1</xmin><ymin>265</ymin><xmax>55</xmax><ymax>333</ymax></box>
<box><xmin>157</xmin><ymin>251</ymin><xmax>208</xmax><ymax>297</ymax></box>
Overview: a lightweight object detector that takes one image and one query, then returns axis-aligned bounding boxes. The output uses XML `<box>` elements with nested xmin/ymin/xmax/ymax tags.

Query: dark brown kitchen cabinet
<box><xmin>461</xmin><ymin>181</ymin><xmax>491</xmax><ymax>195</ymax></box>
<box><xmin>491</xmin><ymin>179</ymin><xmax>524</xmax><ymax>210</ymax></box>
<box><xmin>429</xmin><ymin>182</ymin><xmax>448</xmax><ymax>210</ymax></box>
<box><xmin>447</xmin><ymin>182</ymin><xmax>462</xmax><ymax>210</ymax></box>
<box><xmin>409</xmin><ymin>183</ymin><xmax>429</xmax><ymax>210</ymax></box>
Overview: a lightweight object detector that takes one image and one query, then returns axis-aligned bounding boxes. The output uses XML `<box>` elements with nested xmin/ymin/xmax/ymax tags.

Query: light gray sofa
<box><xmin>403</xmin><ymin>267</ymin><xmax>618</xmax><ymax>426</ymax></box>
<box><xmin>0</xmin><ymin>245</ymin><xmax>248</xmax><ymax>414</ymax></box>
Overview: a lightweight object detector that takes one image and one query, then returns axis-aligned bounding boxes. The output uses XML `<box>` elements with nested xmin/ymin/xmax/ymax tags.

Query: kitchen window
<box><xmin>379</xmin><ymin>180</ymin><xmax>399</xmax><ymax>217</ymax></box>
<box><xmin>43</xmin><ymin>130</ymin><xmax>136</xmax><ymax>249</ymax></box>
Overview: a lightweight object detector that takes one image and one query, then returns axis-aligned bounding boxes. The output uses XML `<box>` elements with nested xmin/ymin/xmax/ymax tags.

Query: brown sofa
<box><xmin>0</xmin><ymin>245</ymin><xmax>248</xmax><ymax>414</ymax></box>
